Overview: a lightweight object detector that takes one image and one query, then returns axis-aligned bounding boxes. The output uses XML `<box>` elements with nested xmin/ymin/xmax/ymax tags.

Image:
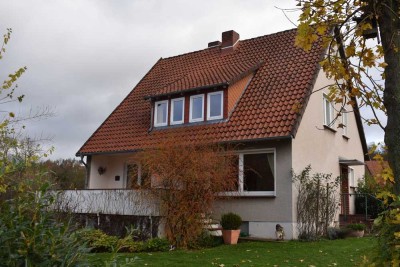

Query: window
<box><xmin>237</xmin><ymin>149</ymin><xmax>276</xmax><ymax>196</ymax></box>
<box><xmin>154</xmin><ymin>100</ymin><xmax>168</xmax><ymax>127</ymax></box>
<box><xmin>207</xmin><ymin>91</ymin><xmax>223</xmax><ymax>120</ymax></box>
<box><xmin>349</xmin><ymin>167</ymin><xmax>355</xmax><ymax>187</ymax></box>
<box><xmin>126</xmin><ymin>163</ymin><xmax>150</xmax><ymax>189</ymax></box>
<box><xmin>323</xmin><ymin>95</ymin><xmax>334</xmax><ymax>127</ymax></box>
<box><xmin>189</xmin><ymin>94</ymin><xmax>204</xmax><ymax>122</ymax></box>
<box><xmin>170</xmin><ymin>98</ymin><xmax>185</xmax><ymax>125</ymax></box>
<box><xmin>341</xmin><ymin>108</ymin><xmax>348</xmax><ymax>136</ymax></box>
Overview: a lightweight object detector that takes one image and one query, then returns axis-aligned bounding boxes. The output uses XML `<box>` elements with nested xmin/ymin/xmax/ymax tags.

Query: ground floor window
<box><xmin>236</xmin><ymin>149</ymin><xmax>276</xmax><ymax>196</ymax></box>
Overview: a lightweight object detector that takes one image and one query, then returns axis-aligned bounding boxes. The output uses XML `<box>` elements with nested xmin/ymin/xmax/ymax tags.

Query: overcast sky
<box><xmin>0</xmin><ymin>0</ymin><xmax>385</xmax><ymax>160</ymax></box>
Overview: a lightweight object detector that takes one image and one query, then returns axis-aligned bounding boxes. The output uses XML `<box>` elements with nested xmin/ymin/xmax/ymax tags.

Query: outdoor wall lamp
<box><xmin>98</xmin><ymin>166</ymin><xmax>107</xmax><ymax>175</ymax></box>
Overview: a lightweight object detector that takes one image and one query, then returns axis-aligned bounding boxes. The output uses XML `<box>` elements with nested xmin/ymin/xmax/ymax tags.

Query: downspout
<box><xmin>148</xmin><ymin>99</ymin><xmax>154</xmax><ymax>133</ymax></box>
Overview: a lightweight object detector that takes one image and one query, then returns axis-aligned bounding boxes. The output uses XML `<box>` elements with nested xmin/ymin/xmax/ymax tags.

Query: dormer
<box><xmin>143</xmin><ymin>30</ymin><xmax>265</xmax><ymax>128</ymax></box>
<box><xmin>145</xmin><ymin>59</ymin><xmax>263</xmax><ymax>128</ymax></box>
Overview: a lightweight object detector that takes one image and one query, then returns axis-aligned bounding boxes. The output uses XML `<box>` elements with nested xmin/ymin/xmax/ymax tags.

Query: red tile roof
<box><xmin>150</xmin><ymin>60</ymin><xmax>264</xmax><ymax>98</ymax></box>
<box><xmin>77</xmin><ymin>29</ymin><xmax>324</xmax><ymax>155</ymax></box>
<box><xmin>365</xmin><ymin>160</ymin><xmax>389</xmax><ymax>177</ymax></box>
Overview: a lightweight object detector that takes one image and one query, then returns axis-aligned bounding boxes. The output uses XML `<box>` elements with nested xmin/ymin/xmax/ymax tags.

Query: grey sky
<box><xmin>0</xmin><ymin>0</ymin><xmax>385</xmax><ymax>160</ymax></box>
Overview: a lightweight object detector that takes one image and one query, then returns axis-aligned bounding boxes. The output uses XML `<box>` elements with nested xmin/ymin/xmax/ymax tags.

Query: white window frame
<box><xmin>189</xmin><ymin>94</ymin><xmax>204</xmax><ymax>123</ymax></box>
<box><xmin>349</xmin><ymin>167</ymin><xmax>355</xmax><ymax>187</ymax></box>
<box><xmin>170</xmin><ymin>97</ymin><xmax>185</xmax><ymax>125</ymax></box>
<box><xmin>207</xmin><ymin>91</ymin><xmax>223</xmax><ymax>120</ymax></box>
<box><xmin>342</xmin><ymin>108</ymin><xmax>348</xmax><ymax>136</ymax></box>
<box><xmin>323</xmin><ymin>94</ymin><xmax>334</xmax><ymax>127</ymax></box>
<box><xmin>154</xmin><ymin>100</ymin><xmax>168</xmax><ymax>127</ymax></box>
<box><xmin>223</xmin><ymin>148</ymin><xmax>276</xmax><ymax>197</ymax></box>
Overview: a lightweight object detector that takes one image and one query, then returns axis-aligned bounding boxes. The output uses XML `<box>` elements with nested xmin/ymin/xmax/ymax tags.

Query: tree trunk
<box><xmin>379</xmin><ymin>1</ymin><xmax>400</xmax><ymax>194</ymax></box>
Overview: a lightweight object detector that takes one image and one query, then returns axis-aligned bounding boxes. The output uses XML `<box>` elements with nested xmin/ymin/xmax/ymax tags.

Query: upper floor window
<box><xmin>207</xmin><ymin>91</ymin><xmax>223</xmax><ymax>120</ymax></box>
<box><xmin>189</xmin><ymin>94</ymin><xmax>204</xmax><ymax>122</ymax></box>
<box><xmin>341</xmin><ymin>108</ymin><xmax>348</xmax><ymax>136</ymax></box>
<box><xmin>153</xmin><ymin>90</ymin><xmax>225</xmax><ymax>127</ymax></box>
<box><xmin>154</xmin><ymin>100</ymin><xmax>168</xmax><ymax>127</ymax></box>
<box><xmin>323</xmin><ymin>95</ymin><xmax>334</xmax><ymax>127</ymax></box>
<box><xmin>170</xmin><ymin>98</ymin><xmax>185</xmax><ymax>125</ymax></box>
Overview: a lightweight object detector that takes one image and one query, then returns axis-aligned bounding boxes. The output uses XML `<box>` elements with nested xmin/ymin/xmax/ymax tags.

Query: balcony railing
<box><xmin>54</xmin><ymin>189</ymin><xmax>160</xmax><ymax>216</ymax></box>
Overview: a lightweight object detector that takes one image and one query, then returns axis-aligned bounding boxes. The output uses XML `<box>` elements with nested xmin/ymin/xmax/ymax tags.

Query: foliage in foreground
<box><xmin>0</xmin><ymin>179</ymin><xmax>88</xmax><ymax>266</ymax></box>
<box><xmin>0</xmin><ymin>28</ymin><xmax>88</xmax><ymax>266</ymax></box>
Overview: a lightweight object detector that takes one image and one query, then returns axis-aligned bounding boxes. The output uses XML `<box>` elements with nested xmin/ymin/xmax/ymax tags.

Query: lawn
<box><xmin>84</xmin><ymin>237</ymin><xmax>376</xmax><ymax>266</ymax></box>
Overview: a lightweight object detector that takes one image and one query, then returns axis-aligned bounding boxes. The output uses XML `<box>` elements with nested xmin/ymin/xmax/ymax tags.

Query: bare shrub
<box><xmin>293</xmin><ymin>166</ymin><xmax>339</xmax><ymax>240</ymax></box>
<box><xmin>134</xmin><ymin>138</ymin><xmax>237</xmax><ymax>248</ymax></box>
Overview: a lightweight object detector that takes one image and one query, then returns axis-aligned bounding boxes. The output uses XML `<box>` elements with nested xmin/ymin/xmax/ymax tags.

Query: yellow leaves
<box><xmin>345</xmin><ymin>41</ymin><xmax>356</xmax><ymax>57</ymax></box>
<box><xmin>376</xmin><ymin>191</ymin><xmax>396</xmax><ymax>205</ymax></box>
<box><xmin>379</xmin><ymin>62</ymin><xmax>388</xmax><ymax>68</ymax></box>
<box><xmin>316</xmin><ymin>25</ymin><xmax>327</xmax><ymax>35</ymax></box>
<box><xmin>362</xmin><ymin>48</ymin><xmax>376</xmax><ymax>67</ymax></box>
<box><xmin>295</xmin><ymin>23</ymin><xmax>318</xmax><ymax>51</ymax></box>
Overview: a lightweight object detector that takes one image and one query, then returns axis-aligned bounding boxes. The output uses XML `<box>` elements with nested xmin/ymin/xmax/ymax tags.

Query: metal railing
<box><xmin>340</xmin><ymin>193</ymin><xmax>383</xmax><ymax>221</ymax></box>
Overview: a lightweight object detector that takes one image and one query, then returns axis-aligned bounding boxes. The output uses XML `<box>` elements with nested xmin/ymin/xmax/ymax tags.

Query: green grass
<box><xmin>84</xmin><ymin>237</ymin><xmax>376</xmax><ymax>266</ymax></box>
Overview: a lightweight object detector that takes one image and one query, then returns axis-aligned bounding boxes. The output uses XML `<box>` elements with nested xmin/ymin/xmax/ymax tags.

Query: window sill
<box><xmin>323</xmin><ymin>125</ymin><xmax>337</xmax><ymax>133</ymax></box>
<box><xmin>342</xmin><ymin>135</ymin><xmax>350</xmax><ymax>140</ymax></box>
<box><xmin>219</xmin><ymin>191</ymin><xmax>276</xmax><ymax>197</ymax></box>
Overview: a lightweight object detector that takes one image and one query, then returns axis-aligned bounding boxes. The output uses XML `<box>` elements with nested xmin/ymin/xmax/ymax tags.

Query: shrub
<box><xmin>327</xmin><ymin>227</ymin><xmax>349</xmax><ymax>240</ymax></box>
<box><xmin>347</xmin><ymin>223</ymin><xmax>366</xmax><ymax>231</ymax></box>
<box><xmin>143</xmin><ymin>238</ymin><xmax>170</xmax><ymax>252</ymax></box>
<box><xmin>78</xmin><ymin>228</ymin><xmax>119</xmax><ymax>252</ymax></box>
<box><xmin>134</xmin><ymin>138</ymin><xmax>238</xmax><ymax>248</ymax></box>
<box><xmin>0</xmin><ymin>181</ymin><xmax>88</xmax><ymax>266</ymax></box>
<box><xmin>188</xmin><ymin>231</ymin><xmax>223</xmax><ymax>249</ymax></box>
<box><xmin>221</xmin><ymin>212</ymin><xmax>242</xmax><ymax>230</ymax></box>
<box><xmin>292</xmin><ymin>166</ymin><xmax>339</xmax><ymax>240</ymax></box>
<box><xmin>78</xmin><ymin>228</ymin><xmax>170</xmax><ymax>253</ymax></box>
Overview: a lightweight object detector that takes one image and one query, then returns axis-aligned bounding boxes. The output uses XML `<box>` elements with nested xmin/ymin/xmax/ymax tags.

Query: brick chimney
<box><xmin>221</xmin><ymin>30</ymin><xmax>240</xmax><ymax>54</ymax></box>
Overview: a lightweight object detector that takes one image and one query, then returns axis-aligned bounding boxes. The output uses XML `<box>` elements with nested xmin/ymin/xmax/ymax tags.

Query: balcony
<box><xmin>55</xmin><ymin>189</ymin><xmax>160</xmax><ymax>216</ymax></box>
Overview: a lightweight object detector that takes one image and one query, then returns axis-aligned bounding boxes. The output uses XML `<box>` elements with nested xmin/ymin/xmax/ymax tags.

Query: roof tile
<box><xmin>78</xmin><ymin>28</ymin><xmax>323</xmax><ymax>155</ymax></box>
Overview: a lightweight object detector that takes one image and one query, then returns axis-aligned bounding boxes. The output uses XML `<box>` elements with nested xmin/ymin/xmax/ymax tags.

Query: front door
<box><xmin>340</xmin><ymin>166</ymin><xmax>350</xmax><ymax>215</ymax></box>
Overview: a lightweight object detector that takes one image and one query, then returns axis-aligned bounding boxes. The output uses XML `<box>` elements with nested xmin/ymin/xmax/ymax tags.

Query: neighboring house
<box><xmin>76</xmin><ymin>29</ymin><xmax>369</xmax><ymax>239</ymax></box>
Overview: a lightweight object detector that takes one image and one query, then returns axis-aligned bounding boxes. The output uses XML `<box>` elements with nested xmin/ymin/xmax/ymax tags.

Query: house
<box><xmin>75</xmin><ymin>29</ymin><xmax>369</xmax><ymax>239</ymax></box>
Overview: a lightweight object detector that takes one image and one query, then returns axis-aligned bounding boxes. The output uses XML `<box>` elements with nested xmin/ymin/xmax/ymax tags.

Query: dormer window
<box><xmin>154</xmin><ymin>100</ymin><xmax>168</xmax><ymax>127</ymax></box>
<box><xmin>153</xmin><ymin>90</ymin><xmax>226</xmax><ymax>127</ymax></box>
<box><xmin>170</xmin><ymin>97</ymin><xmax>185</xmax><ymax>125</ymax></box>
<box><xmin>207</xmin><ymin>91</ymin><xmax>223</xmax><ymax>120</ymax></box>
<box><xmin>189</xmin><ymin>94</ymin><xmax>205</xmax><ymax>122</ymax></box>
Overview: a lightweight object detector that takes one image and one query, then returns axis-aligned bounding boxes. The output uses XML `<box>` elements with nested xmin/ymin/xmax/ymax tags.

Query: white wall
<box><xmin>292</xmin><ymin>70</ymin><xmax>365</xmax><ymax>221</ymax></box>
<box><xmin>89</xmin><ymin>153</ymin><xmax>134</xmax><ymax>189</ymax></box>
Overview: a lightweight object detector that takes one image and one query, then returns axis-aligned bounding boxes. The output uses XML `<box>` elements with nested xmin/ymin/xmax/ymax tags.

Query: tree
<box><xmin>42</xmin><ymin>158</ymin><xmax>86</xmax><ymax>189</ymax></box>
<box><xmin>0</xmin><ymin>29</ymin><xmax>87</xmax><ymax>265</ymax></box>
<box><xmin>294</xmin><ymin>1</ymin><xmax>400</xmax><ymax>264</ymax></box>
<box><xmin>295</xmin><ymin>0</ymin><xmax>400</xmax><ymax>194</ymax></box>
<box><xmin>134</xmin><ymin>137</ymin><xmax>237</xmax><ymax>248</ymax></box>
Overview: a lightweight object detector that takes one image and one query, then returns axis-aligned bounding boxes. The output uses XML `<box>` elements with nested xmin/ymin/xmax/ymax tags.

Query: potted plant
<box><xmin>346</xmin><ymin>223</ymin><xmax>366</xmax><ymax>237</ymax></box>
<box><xmin>221</xmin><ymin>212</ymin><xmax>242</xmax><ymax>245</ymax></box>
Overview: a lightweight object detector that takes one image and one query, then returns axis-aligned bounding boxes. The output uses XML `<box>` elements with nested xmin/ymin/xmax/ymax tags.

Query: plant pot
<box><xmin>347</xmin><ymin>230</ymin><xmax>364</xmax><ymax>238</ymax></box>
<box><xmin>222</xmin><ymin>229</ymin><xmax>241</xmax><ymax>245</ymax></box>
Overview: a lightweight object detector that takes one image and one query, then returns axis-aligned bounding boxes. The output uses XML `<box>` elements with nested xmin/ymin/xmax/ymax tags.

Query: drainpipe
<box><xmin>148</xmin><ymin>100</ymin><xmax>154</xmax><ymax>133</ymax></box>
